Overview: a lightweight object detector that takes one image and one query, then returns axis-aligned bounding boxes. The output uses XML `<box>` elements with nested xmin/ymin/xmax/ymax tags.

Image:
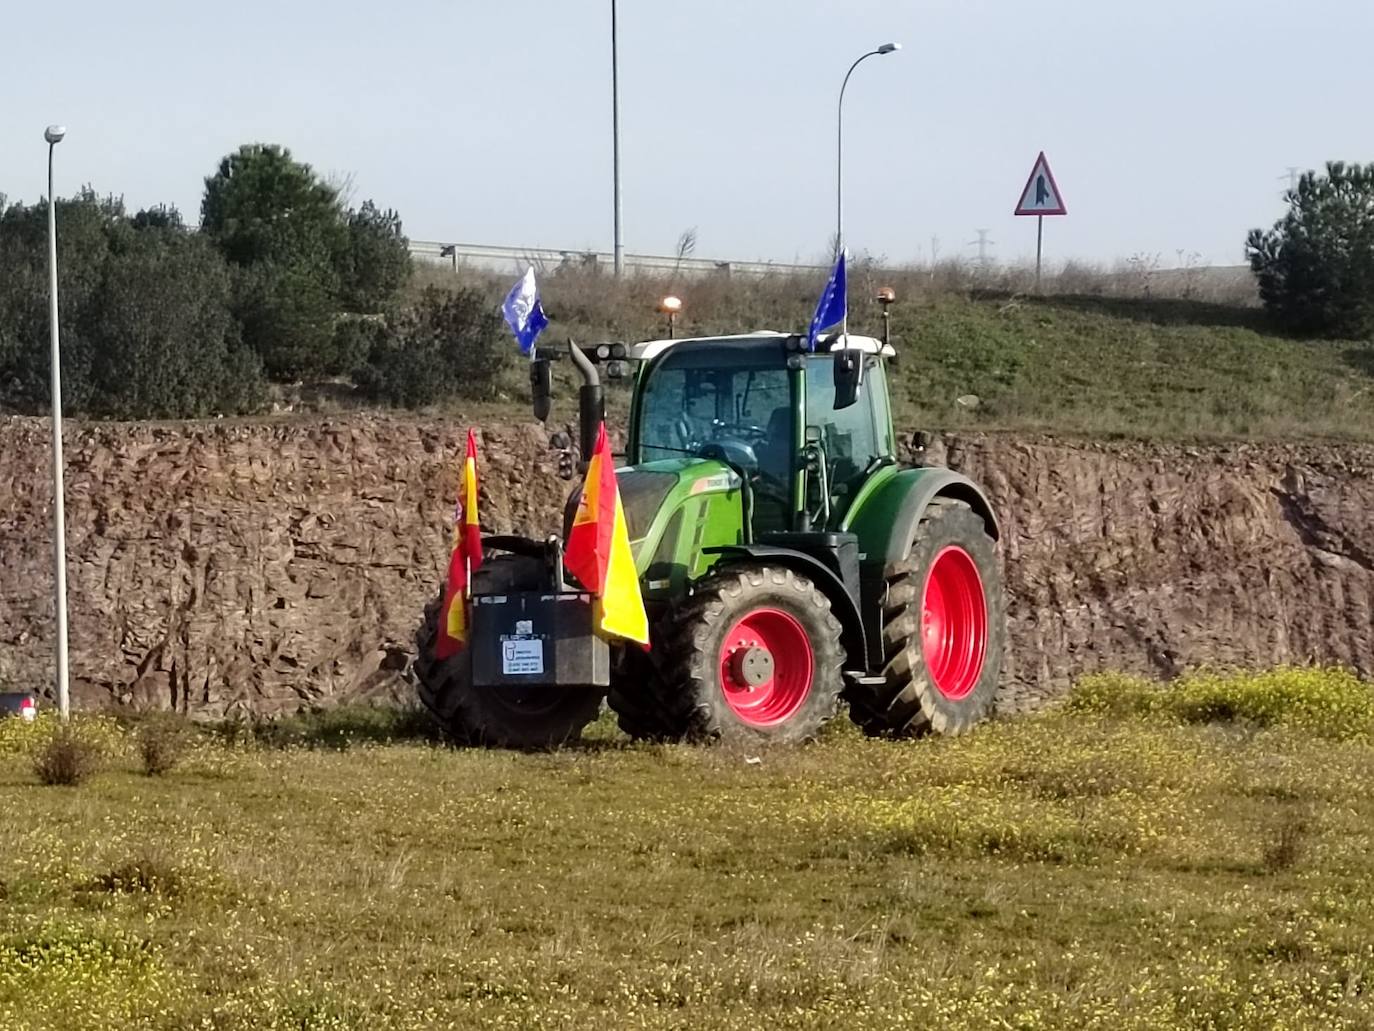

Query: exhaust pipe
<box><xmin>568</xmin><ymin>340</ymin><xmax>604</xmax><ymax>469</ymax></box>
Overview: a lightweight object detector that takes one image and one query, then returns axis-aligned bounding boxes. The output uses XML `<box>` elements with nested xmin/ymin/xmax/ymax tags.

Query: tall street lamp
<box><xmin>836</xmin><ymin>43</ymin><xmax>901</xmax><ymax>262</ymax></box>
<box><xmin>44</xmin><ymin>124</ymin><xmax>71</xmax><ymax>722</ymax></box>
<box><xmin>610</xmin><ymin>0</ymin><xmax>624</xmax><ymax>278</ymax></box>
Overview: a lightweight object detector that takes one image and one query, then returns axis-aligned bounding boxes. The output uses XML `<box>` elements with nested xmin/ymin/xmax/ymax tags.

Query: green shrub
<box><xmin>1262</xmin><ymin>811</ymin><xmax>1312</xmax><ymax>874</ymax></box>
<box><xmin>33</xmin><ymin>726</ymin><xmax>103</xmax><ymax>786</ymax></box>
<box><xmin>135</xmin><ymin>716</ymin><xmax>192</xmax><ymax>776</ymax></box>
<box><xmin>82</xmin><ymin>226</ymin><xmax>265</xmax><ymax>418</ymax></box>
<box><xmin>329</xmin><ymin>316</ymin><xmax>385</xmax><ymax>378</ymax></box>
<box><xmin>200</xmin><ymin>144</ymin><xmax>412</xmax><ymax>381</ymax></box>
<box><xmin>0</xmin><ymin>193</ymin><xmax>265</xmax><ymax>418</ymax></box>
<box><xmin>340</xmin><ymin>201</ymin><xmax>412</xmax><ymax>313</ymax></box>
<box><xmin>231</xmin><ymin>263</ymin><xmax>341</xmax><ymax>381</ymax></box>
<box><xmin>355</xmin><ymin>286</ymin><xmax>508</xmax><ymax>407</ymax></box>
<box><xmin>1247</xmin><ymin>161</ymin><xmax>1374</xmax><ymax>338</ymax></box>
<box><xmin>85</xmin><ymin>855</ymin><xmax>183</xmax><ymax>897</ymax></box>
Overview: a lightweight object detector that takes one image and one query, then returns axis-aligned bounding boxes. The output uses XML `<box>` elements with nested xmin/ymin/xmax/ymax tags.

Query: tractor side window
<box><xmin>638</xmin><ymin>368</ymin><xmax>690</xmax><ymax>463</ymax></box>
<box><xmin>804</xmin><ymin>356</ymin><xmax>890</xmax><ymax>506</ymax></box>
<box><xmin>736</xmin><ymin>369</ymin><xmax>794</xmax><ymax>534</ymax></box>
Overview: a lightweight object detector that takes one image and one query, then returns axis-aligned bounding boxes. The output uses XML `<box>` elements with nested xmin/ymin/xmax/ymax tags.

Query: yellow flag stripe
<box><xmin>595</xmin><ymin>488</ymin><xmax>649</xmax><ymax>645</ymax></box>
<box><xmin>463</xmin><ymin>457</ymin><xmax>479</xmax><ymax>526</ymax></box>
<box><xmin>445</xmin><ymin>593</ymin><xmax>467</xmax><ymax>641</ymax></box>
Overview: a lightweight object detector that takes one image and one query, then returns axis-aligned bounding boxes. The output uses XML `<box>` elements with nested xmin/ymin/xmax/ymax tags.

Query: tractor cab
<box><xmin>628</xmin><ymin>332</ymin><xmax>896</xmax><ymax>536</ymax></box>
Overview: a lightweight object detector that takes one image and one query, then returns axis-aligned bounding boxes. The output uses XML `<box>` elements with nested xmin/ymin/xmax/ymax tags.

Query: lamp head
<box><xmin>44</xmin><ymin>125</ymin><xmax>66</xmax><ymax>145</ymax></box>
<box><xmin>659</xmin><ymin>295</ymin><xmax>683</xmax><ymax>314</ymax></box>
<box><xmin>877</xmin><ymin>42</ymin><xmax>901</xmax><ymax>55</ymax></box>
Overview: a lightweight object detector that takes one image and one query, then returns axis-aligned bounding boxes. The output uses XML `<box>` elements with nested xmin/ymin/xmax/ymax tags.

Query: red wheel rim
<box><xmin>921</xmin><ymin>546</ymin><xmax>989</xmax><ymax>700</ymax></box>
<box><xmin>717</xmin><ymin>608</ymin><xmax>814</xmax><ymax>727</ymax></box>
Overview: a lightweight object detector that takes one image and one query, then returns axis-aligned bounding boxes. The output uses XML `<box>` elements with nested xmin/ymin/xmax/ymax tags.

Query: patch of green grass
<box><xmin>222</xmin><ymin>703</ymin><xmax>441</xmax><ymax>750</ymax></box>
<box><xmin>413</xmin><ymin>266</ymin><xmax>1374</xmax><ymax>443</ymax></box>
<box><xmin>1071</xmin><ymin>666</ymin><xmax>1374</xmax><ymax>739</ymax></box>
<box><xmin>886</xmin><ymin>294</ymin><xmax>1374</xmax><ymax>440</ymax></box>
<box><xmin>2</xmin><ymin>684</ymin><xmax>1374</xmax><ymax>1028</ymax></box>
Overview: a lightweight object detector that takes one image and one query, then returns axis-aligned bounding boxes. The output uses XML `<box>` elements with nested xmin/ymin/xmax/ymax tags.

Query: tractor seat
<box><xmin>750</xmin><ymin>406</ymin><xmax>794</xmax><ymax>533</ymax></box>
<box><xmin>754</xmin><ymin>406</ymin><xmax>793</xmax><ymax>484</ymax></box>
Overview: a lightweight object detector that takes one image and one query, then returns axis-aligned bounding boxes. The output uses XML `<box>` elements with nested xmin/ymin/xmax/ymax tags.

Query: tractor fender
<box><xmin>702</xmin><ymin>545</ymin><xmax>867</xmax><ymax>671</ymax></box>
<box><xmin>845</xmin><ymin>467</ymin><xmax>1001</xmax><ymax>569</ymax></box>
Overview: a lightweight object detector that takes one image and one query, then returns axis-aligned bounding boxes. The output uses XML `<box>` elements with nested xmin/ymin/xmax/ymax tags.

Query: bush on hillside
<box><xmin>340</xmin><ymin>201</ymin><xmax>412</xmax><ymax>314</ymax></box>
<box><xmin>83</xmin><ymin>226</ymin><xmax>264</xmax><ymax>418</ymax></box>
<box><xmin>200</xmin><ymin>144</ymin><xmax>412</xmax><ymax>380</ymax></box>
<box><xmin>355</xmin><ymin>286</ymin><xmax>508</xmax><ymax>407</ymax></box>
<box><xmin>0</xmin><ymin>193</ymin><xmax>264</xmax><ymax>418</ymax></box>
<box><xmin>1247</xmin><ymin>162</ymin><xmax>1374</xmax><ymax>339</ymax></box>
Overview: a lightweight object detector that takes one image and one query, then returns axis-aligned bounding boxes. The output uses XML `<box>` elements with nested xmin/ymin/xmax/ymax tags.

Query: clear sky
<box><xmin>3</xmin><ymin>0</ymin><xmax>1371</xmax><ymax>268</ymax></box>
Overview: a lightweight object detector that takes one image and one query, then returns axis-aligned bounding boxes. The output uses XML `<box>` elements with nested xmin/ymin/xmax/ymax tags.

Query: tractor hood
<box><xmin>617</xmin><ymin>459</ymin><xmax>741</xmax><ymax>543</ymax></box>
<box><xmin>613</xmin><ymin>458</ymin><xmax>747</xmax><ymax>599</ymax></box>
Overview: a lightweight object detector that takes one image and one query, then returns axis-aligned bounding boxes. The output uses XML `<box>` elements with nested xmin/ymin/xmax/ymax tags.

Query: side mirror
<box><xmin>530</xmin><ymin>357</ymin><xmax>553</xmax><ymax>422</ymax></box>
<box><xmin>833</xmin><ymin>349</ymin><xmax>864</xmax><ymax>410</ymax></box>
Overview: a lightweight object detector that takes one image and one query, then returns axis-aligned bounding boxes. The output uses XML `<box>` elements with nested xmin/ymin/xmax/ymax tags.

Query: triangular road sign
<box><xmin>1015</xmin><ymin>152</ymin><xmax>1067</xmax><ymax>216</ymax></box>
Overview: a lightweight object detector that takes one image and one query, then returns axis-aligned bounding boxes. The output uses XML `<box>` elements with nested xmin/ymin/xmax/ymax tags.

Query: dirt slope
<box><xmin>1</xmin><ymin>415</ymin><xmax>1370</xmax><ymax>716</ymax></box>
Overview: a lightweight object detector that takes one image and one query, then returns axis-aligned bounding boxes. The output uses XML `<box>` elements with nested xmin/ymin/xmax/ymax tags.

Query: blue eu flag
<box><xmin>502</xmin><ymin>267</ymin><xmax>550</xmax><ymax>357</ymax></box>
<box><xmin>806</xmin><ymin>252</ymin><xmax>847</xmax><ymax>352</ymax></box>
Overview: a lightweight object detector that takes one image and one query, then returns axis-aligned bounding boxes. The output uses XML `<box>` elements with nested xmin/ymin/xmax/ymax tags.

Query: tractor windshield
<box><xmin>635</xmin><ymin>342</ymin><xmax>796</xmax><ymax>530</ymax></box>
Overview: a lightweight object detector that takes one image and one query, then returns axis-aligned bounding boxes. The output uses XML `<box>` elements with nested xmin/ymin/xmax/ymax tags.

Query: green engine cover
<box><xmin>616</xmin><ymin>459</ymin><xmax>747</xmax><ymax>603</ymax></box>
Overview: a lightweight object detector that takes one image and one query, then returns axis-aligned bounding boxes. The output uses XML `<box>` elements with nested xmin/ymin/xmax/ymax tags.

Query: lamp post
<box><xmin>44</xmin><ymin>124</ymin><xmax>70</xmax><ymax>722</ymax></box>
<box><xmin>836</xmin><ymin>43</ymin><xmax>900</xmax><ymax>264</ymax></box>
<box><xmin>611</xmin><ymin>0</ymin><xmax>624</xmax><ymax>278</ymax></box>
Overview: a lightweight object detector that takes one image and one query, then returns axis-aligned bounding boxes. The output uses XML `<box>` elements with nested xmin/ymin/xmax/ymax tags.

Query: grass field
<box><xmin>406</xmin><ymin>264</ymin><xmax>1374</xmax><ymax>443</ymax></box>
<box><xmin>2</xmin><ymin>670</ymin><xmax>1373</xmax><ymax>1030</ymax></box>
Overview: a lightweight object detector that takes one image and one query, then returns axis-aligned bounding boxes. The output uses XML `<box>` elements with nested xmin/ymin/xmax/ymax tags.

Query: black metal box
<box><xmin>470</xmin><ymin>591</ymin><xmax>611</xmax><ymax>688</ymax></box>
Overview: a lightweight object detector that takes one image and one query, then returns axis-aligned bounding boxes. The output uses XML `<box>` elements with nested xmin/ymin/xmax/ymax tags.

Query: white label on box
<box><xmin>515</xmin><ymin>619</ymin><xmax>534</xmax><ymax>636</ymax></box>
<box><xmin>501</xmin><ymin>638</ymin><xmax>545</xmax><ymax>675</ymax></box>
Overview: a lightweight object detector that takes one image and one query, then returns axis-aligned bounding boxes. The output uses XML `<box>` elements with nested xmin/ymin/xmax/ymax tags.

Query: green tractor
<box><xmin>413</xmin><ymin>323</ymin><xmax>1005</xmax><ymax>747</ymax></box>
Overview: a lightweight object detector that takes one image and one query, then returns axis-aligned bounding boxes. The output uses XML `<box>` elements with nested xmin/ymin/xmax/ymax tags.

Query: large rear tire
<box><xmin>412</xmin><ymin>554</ymin><xmax>605</xmax><ymax>749</ymax></box>
<box><xmin>846</xmin><ymin>499</ymin><xmax>1005</xmax><ymax>737</ymax></box>
<box><xmin>609</xmin><ymin>565</ymin><xmax>843</xmax><ymax>745</ymax></box>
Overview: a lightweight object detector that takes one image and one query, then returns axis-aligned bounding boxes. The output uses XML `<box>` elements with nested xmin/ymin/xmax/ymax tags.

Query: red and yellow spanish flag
<box><xmin>565</xmin><ymin>424</ymin><xmax>650</xmax><ymax>647</ymax></box>
<box><xmin>436</xmin><ymin>430</ymin><xmax>484</xmax><ymax>658</ymax></box>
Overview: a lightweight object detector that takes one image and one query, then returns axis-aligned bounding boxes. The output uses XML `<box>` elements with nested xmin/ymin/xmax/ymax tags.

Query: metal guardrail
<box><xmin>409</xmin><ymin>240</ymin><xmax>828</xmax><ymax>278</ymax></box>
<box><xmin>408</xmin><ymin>240</ymin><xmax>1255</xmax><ymax>301</ymax></box>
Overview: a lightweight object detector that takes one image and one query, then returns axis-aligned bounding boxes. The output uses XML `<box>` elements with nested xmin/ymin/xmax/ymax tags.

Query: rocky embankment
<box><xmin>1</xmin><ymin>416</ymin><xmax>1370</xmax><ymax>716</ymax></box>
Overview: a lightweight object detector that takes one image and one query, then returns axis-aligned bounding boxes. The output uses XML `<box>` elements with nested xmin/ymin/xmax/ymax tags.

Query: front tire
<box><xmin>412</xmin><ymin>554</ymin><xmax>604</xmax><ymax>749</ymax></box>
<box><xmin>610</xmin><ymin>565</ymin><xmax>844</xmax><ymax>745</ymax></box>
<box><xmin>846</xmin><ymin>499</ymin><xmax>1005</xmax><ymax>737</ymax></box>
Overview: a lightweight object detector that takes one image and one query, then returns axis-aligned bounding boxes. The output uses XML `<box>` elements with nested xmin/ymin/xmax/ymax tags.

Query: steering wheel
<box><xmin>735</xmin><ymin>422</ymin><xmax>769</xmax><ymax>443</ymax></box>
<box><xmin>707</xmin><ymin>418</ymin><xmax>769</xmax><ymax>444</ymax></box>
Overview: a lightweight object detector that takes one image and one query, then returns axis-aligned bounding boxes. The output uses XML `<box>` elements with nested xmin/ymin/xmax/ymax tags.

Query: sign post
<box><xmin>1014</xmin><ymin>151</ymin><xmax>1067</xmax><ymax>291</ymax></box>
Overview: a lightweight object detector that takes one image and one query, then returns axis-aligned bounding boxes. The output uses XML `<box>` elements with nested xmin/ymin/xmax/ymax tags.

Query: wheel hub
<box><xmin>728</xmin><ymin>646</ymin><xmax>775</xmax><ymax>688</ymax></box>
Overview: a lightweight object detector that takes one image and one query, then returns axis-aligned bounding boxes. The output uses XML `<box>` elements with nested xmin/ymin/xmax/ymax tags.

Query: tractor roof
<box><xmin>629</xmin><ymin>331</ymin><xmax>892</xmax><ymax>363</ymax></box>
